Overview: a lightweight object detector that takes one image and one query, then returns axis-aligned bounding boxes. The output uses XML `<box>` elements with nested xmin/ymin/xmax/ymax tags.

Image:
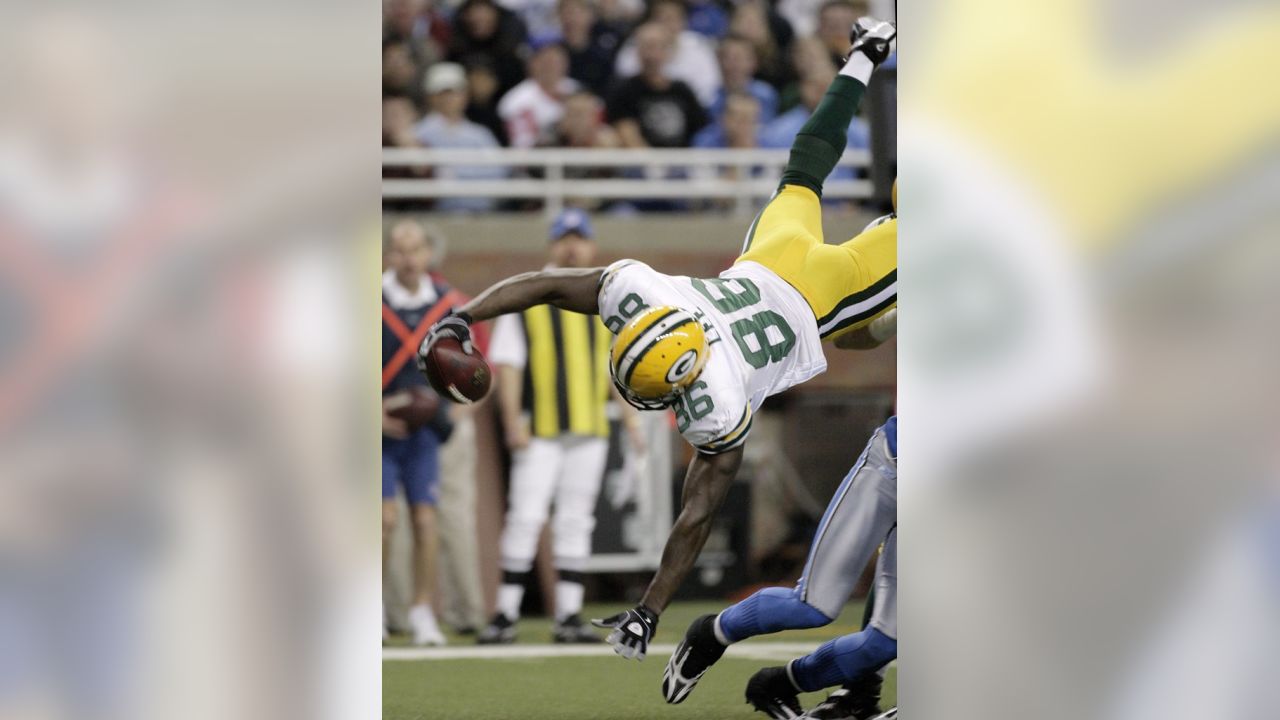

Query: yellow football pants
<box><xmin>736</xmin><ymin>184</ymin><xmax>897</xmax><ymax>341</ymax></box>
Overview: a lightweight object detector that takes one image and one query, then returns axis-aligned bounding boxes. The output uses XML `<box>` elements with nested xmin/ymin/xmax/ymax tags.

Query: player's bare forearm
<box><xmin>459</xmin><ymin>267</ymin><xmax>604</xmax><ymax>321</ymax></box>
<box><xmin>639</xmin><ymin>447</ymin><xmax>744</xmax><ymax>614</ymax></box>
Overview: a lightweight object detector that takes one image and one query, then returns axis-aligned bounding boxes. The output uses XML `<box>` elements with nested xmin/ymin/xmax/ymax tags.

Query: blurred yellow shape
<box><xmin>909</xmin><ymin>2</ymin><xmax>1280</xmax><ymax>248</ymax></box>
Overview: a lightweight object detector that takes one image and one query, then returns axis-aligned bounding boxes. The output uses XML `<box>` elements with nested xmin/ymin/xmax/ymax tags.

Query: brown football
<box><xmin>384</xmin><ymin>386</ymin><xmax>441</xmax><ymax>430</ymax></box>
<box><xmin>422</xmin><ymin>337</ymin><xmax>491</xmax><ymax>404</ymax></box>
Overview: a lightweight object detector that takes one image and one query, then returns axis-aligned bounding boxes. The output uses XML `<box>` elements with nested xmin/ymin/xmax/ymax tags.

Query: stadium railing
<box><xmin>382</xmin><ymin>147</ymin><xmax>873</xmax><ymax>217</ymax></box>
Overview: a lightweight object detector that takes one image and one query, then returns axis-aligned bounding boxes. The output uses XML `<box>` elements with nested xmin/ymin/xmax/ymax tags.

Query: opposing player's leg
<box><xmin>722</xmin><ymin>424</ymin><xmax>895</xmax><ymax>638</ymax></box>
<box><xmin>549</xmin><ymin>436</ymin><xmax>608</xmax><ymax>643</ymax></box>
<box><xmin>803</xmin><ymin>671</ymin><xmax>886</xmax><ymax>720</ymax></box>
<box><xmin>797</xmin><ymin>529</ymin><xmax>897</xmax><ymax>719</ymax></box>
<box><xmin>803</xmin><ymin>587</ymin><xmax>886</xmax><ymax>719</ymax></box>
<box><xmin>795</xmin><ymin>529</ymin><xmax>897</xmax><ymax>693</ymax></box>
<box><xmin>479</xmin><ymin>439</ymin><xmax>562</xmax><ymax>644</ymax></box>
<box><xmin>746</xmin><ymin>528</ymin><xmax>897</xmax><ymax>720</ymax></box>
<box><xmin>772</xmin><ymin>627</ymin><xmax>896</xmax><ymax>703</ymax></box>
<box><xmin>744</xmin><ymin>665</ymin><xmax>806</xmax><ymax>720</ymax></box>
<box><xmin>663</xmin><ymin>423</ymin><xmax>897</xmax><ymax>704</ymax></box>
<box><xmin>743</xmin><ymin>625</ymin><xmax>894</xmax><ymax>720</ymax></box>
<box><xmin>866</xmin><ymin>527</ymin><xmax>896</xmax><ymax>653</ymax></box>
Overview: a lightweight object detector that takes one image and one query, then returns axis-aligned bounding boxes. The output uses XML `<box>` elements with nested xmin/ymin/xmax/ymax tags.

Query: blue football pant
<box><xmin>717</xmin><ymin>427</ymin><xmax>896</xmax><ymax>642</ymax></box>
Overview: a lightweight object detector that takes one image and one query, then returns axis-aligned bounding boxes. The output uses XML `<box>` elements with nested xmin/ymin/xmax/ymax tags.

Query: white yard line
<box><xmin>384</xmin><ymin>642</ymin><xmax>825</xmax><ymax>662</ymax></box>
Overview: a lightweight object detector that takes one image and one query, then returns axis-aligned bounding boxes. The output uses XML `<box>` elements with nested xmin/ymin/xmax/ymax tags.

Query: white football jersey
<box><xmin>597</xmin><ymin>259</ymin><xmax>826</xmax><ymax>453</ymax></box>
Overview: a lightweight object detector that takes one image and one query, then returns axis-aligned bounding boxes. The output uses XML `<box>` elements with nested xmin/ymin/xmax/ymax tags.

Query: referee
<box><xmin>480</xmin><ymin>209</ymin><xmax>640</xmax><ymax>644</ymax></box>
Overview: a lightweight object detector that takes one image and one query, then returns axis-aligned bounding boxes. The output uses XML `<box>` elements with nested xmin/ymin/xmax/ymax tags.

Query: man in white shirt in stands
<box><xmin>497</xmin><ymin>38</ymin><xmax>580</xmax><ymax>148</ymax></box>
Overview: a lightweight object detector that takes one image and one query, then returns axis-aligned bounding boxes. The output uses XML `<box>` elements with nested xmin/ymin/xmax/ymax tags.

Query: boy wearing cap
<box><xmin>481</xmin><ymin>209</ymin><xmax>641</xmax><ymax>644</ymax></box>
<box><xmin>414</xmin><ymin>62</ymin><xmax>505</xmax><ymax>212</ymax></box>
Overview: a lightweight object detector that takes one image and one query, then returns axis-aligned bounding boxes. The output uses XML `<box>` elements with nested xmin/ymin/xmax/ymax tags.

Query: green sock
<box><xmin>780</xmin><ymin>75</ymin><xmax>867</xmax><ymax>196</ymax></box>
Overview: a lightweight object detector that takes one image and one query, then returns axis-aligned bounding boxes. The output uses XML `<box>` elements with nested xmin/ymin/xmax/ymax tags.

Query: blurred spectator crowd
<box><xmin>383</xmin><ymin>0</ymin><xmax>890</xmax><ymax>210</ymax></box>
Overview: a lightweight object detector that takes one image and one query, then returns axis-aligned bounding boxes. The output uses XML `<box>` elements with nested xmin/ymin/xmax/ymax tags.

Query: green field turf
<box><xmin>384</xmin><ymin>600</ymin><xmax>896</xmax><ymax>720</ymax></box>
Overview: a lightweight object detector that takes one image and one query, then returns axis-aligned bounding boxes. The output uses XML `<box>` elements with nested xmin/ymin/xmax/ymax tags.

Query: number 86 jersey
<box><xmin>597</xmin><ymin>259</ymin><xmax>827</xmax><ymax>454</ymax></box>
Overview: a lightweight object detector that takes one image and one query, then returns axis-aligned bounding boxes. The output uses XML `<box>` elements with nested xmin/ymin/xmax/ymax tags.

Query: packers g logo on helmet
<box><xmin>610</xmin><ymin>306</ymin><xmax>709</xmax><ymax>410</ymax></box>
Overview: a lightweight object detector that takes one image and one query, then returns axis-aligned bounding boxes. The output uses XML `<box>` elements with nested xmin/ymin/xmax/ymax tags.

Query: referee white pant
<box><xmin>500</xmin><ymin>435</ymin><xmax>608</xmax><ymax>574</ymax></box>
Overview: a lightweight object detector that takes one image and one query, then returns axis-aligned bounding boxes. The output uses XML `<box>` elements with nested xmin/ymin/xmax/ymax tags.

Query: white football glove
<box><xmin>847</xmin><ymin>17</ymin><xmax>897</xmax><ymax>67</ymax></box>
<box><xmin>591</xmin><ymin>605</ymin><xmax>658</xmax><ymax>661</ymax></box>
<box><xmin>417</xmin><ymin>310</ymin><xmax>475</xmax><ymax>377</ymax></box>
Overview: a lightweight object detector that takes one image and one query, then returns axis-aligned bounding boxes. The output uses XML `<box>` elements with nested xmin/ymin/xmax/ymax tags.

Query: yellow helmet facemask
<box><xmin>609</xmin><ymin>305</ymin><xmax>709</xmax><ymax>410</ymax></box>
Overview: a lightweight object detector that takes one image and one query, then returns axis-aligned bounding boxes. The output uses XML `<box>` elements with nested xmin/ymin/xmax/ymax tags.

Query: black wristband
<box><xmin>452</xmin><ymin>309</ymin><xmax>473</xmax><ymax>324</ymax></box>
<box><xmin>637</xmin><ymin>605</ymin><xmax>659</xmax><ymax>625</ymax></box>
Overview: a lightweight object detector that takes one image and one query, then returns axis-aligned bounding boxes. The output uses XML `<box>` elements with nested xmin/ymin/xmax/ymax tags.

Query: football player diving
<box><xmin>418</xmin><ymin>17</ymin><xmax>897</xmax><ymax>669</ymax></box>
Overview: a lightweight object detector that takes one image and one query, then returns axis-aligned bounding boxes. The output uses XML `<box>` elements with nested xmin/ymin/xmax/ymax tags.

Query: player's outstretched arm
<box><xmin>419</xmin><ymin>267</ymin><xmax>605</xmax><ymax>361</ymax></box>
<box><xmin>645</xmin><ymin>443</ymin><xmax>747</xmax><ymax>604</ymax></box>
<box><xmin>643</xmin><ymin>447</ymin><xmax>745</xmax><ymax>612</ymax></box>
<box><xmin>460</xmin><ymin>266</ymin><xmax>605</xmax><ymax>322</ymax></box>
<box><xmin>592</xmin><ymin>446</ymin><xmax>744</xmax><ymax>660</ymax></box>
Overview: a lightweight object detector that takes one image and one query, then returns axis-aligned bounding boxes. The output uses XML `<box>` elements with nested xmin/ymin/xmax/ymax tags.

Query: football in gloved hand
<box><xmin>421</xmin><ymin>337</ymin><xmax>491</xmax><ymax>403</ymax></box>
